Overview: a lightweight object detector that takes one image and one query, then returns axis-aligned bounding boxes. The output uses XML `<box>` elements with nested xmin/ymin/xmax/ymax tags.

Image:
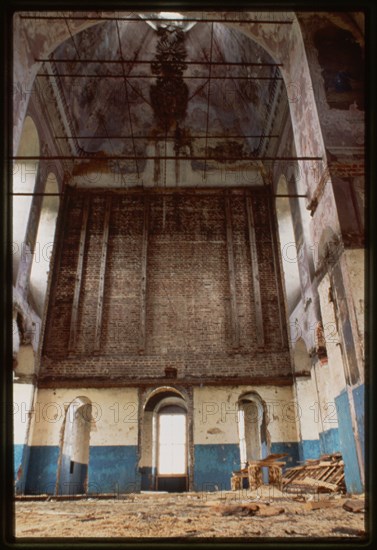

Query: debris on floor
<box><xmin>343</xmin><ymin>499</ymin><xmax>365</xmax><ymax>513</ymax></box>
<box><xmin>15</xmin><ymin>488</ymin><xmax>366</xmax><ymax>539</ymax></box>
<box><xmin>282</xmin><ymin>453</ymin><xmax>346</xmax><ymax>494</ymax></box>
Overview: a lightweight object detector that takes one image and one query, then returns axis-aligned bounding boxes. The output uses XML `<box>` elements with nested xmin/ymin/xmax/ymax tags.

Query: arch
<box><xmin>237</xmin><ymin>392</ymin><xmax>268</xmax><ymax>469</ymax></box>
<box><xmin>57</xmin><ymin>396</ymin><xmax>92</xmax><ymax>495</ymax></box>
<box><xmin>140</xmin><ymin>387</ymin><xmax>188</xmax><ymax>492</ymax></box>
<box><xmin>29</xmin><ymin>173</ymin><xmax>60</xmax><ymax>317</ymax></box>
<box><xmin>13</xmin><ymin>12</ymin><xmax>329</xmax><ymax>190</ymax></box>
<box><xmin>13</xmin><ymin>115</ymin><xmax>40</xmax><ymax>284</ymax></box>
<box><xmin>293</xmin><ymin>338</ymin><xmax>312</xmax><ymax>375</ymax></box>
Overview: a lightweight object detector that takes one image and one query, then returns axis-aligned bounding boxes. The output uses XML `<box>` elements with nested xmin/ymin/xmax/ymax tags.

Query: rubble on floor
<box><xmin>15</xmin><ymin>487</ymin><xmax>366</xmax><ymax>539</ymax></box>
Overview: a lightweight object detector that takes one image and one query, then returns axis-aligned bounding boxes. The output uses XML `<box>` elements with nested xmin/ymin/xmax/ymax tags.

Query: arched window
<box><xmin>29</xmin><ymin>173</ymin><xmax>60</xmax><ymax>317</ymax></box>
<box><xmin>13</xmin><ymin>116</ymin><xmax>39</xmax><ymax>284</ymax></box>
<box><xmin>58</xmin><ymin>397</ymin><xmax>92</xmax><ymax>495</ymax></box>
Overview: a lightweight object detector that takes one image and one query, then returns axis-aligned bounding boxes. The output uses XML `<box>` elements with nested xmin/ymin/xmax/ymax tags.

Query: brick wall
<box><xmin>41</xmin><ymin>188</ymin><xmax>291</xmax><ymax>381</ymax></box>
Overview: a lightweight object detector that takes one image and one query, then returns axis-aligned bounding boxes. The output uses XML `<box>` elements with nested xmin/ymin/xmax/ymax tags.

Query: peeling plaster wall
<box><xmin>13</xmin><ymin>382</ymin><xmax>35</xmax><ymax>455</ymax></box>
<box><xmin>192</xmin><ymin>385</ymin><xmax>299</xmax><ymax>491</ymax></box>
<box><xmin>294</xmin><ymin>377</ymin><xmax>320</xmax><ymax>459</ymax></box>
<box><xmin>23</xmin><ymin>387</ymin><xmax>138</xmax><ymax>494</ymax></box>
<box><xmin>340</xmin><ymin>250</ymin><xmax>365</xmax><ymax>369</ymax></box>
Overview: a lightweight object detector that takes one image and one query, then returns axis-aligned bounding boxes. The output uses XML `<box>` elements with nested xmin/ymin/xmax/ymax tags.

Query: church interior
<box><xmin>11</xmin><ymin>9</ymin><xmax>365</xmax><ymax>514</ymax></box>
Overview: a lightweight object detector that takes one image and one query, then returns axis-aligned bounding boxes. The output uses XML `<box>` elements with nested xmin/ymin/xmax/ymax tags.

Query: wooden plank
<box><xmin>246</xmin><ymin>194</ymin><xmax>264</xmax><ymax>346</ymax></box>
<box><xmin>224</xmin><ymin>191</ymin><xmax>240</xmax><ymax>349</ymax></box>
<box><xmin>93</xmin><ymin>195</ymin><xmax>112</xmax><ymax>351</ymax></box>
<box><xmin>68</xmin><ymin>196</ymin><xmax>90</xmax><ymax>351</ymax></box>
<box><xmin>139</xmin><ymin>195</ymin><xmax>150</xmax><ymax>351</ymax></box>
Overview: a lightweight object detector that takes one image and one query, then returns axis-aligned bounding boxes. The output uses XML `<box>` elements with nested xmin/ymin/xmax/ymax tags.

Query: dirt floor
<box><xmin>15</xmin><ymin>487</ymin><xmax>366</xmax><ymax>541</ymax></box>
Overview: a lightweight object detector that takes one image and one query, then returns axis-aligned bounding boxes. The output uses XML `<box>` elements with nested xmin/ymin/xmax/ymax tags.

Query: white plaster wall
<box><xmin>295</xmin><ymin>377</ymin><xmax>320</xmax><ymax>440</ymax></box>
<box><xmin>139</xmin><ymin>410</ymin><xmax>153</xmax><ymax>468</ymax></box>
<box><xmin>317</xmin><ymin>273</ymin><xmax>347</xmax><ymax>398</ymax></box>
<box><xmin>13</xmin><ymin>116</ymin><xmax>39</xmax><ymax>284</ymax></box>
<box><xmin>13</xmin><ymin>382</ymin><xmax>35</xmax><ymax>445</ymax></box>
<box><xmin>29</xmin><ymin>176</ymin><xmax>59</xmax><ymax>317</ymax></box>
<box><xmin>29</xmin><ymin>388</ymin><xmax>138</xmax><ymax>447</ymax></box>
<box><xmin>14</xmin><ymin>344</ymin><xmax>35</xmax><ymax>377</ymax></box>
<box><xmin>343</xmin><ymin>248</ymin><xmax>365</xmax><ymax>357</ymax></box>
<box><xmin>193</xmin><ymin>385</ymin><xmax>299</xmax><ymax>446</ymax></box>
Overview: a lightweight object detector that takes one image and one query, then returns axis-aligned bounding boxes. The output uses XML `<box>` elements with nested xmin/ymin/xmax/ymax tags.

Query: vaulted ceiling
<box><xmin>34</xmin><ymin>14</ymin><xmax>287</xmax><ymax>186</ymax></box>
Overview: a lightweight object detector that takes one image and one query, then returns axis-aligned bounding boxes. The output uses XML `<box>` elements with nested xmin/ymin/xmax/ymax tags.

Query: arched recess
<box><xmin>140</xmin><ymin>387</ymin><xmax>189</xmax><ymax>492</ymax></box>
<box><xmin>293</xmin><ymin>337</ymin><xmax>312</xmax><ymax>376</ymax></box>
<box><xmin>13</xmin><ymin>115</ymin><xmax>39</xmax><ymax>284</ymax></box>
<box><xmin>237</xmin><ymin>392</ymin><xmax>268</xmax><ymax>469</ymax></box>
<box><xmin>275</xmin><ymin>175</ymin><xmax>301</xmax><ymax>312</ymax></box>
<box><xmin>29</xmin><ymin>173</ymin><xmax>60</xmax><ymax>317</ymax></box>
<box><xmin>57</xmin><ymin>397</ymin><xmax>92</xmax><ymax>495</ymax></box>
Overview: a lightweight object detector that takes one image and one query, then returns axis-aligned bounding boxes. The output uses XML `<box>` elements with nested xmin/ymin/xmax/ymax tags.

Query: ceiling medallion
<box><xmin>150</xmin><ymin>27</ymin><xmax>189</xmax><ymax>134</ymax></box>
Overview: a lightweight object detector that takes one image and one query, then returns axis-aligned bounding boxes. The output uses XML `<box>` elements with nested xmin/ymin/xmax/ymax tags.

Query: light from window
<box><xmin>158</xmin><ymin>413</ymin><xmax>186</xmax><ymax>474</ymax></box>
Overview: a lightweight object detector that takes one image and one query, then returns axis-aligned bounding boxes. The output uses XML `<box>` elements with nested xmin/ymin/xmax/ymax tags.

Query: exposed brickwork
<box><xmin>41</xmin><ymin>188</ymin><xmax>290</xmax><ymax>381</ymax></box>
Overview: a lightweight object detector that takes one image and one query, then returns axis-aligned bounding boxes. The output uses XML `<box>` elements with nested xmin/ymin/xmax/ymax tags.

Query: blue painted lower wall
<box><xmin>353</xmin><ymin>384</ymin><xmax>365</xmax><ymax>465</ymax></box>
<box><xmin>60</xmin><ymin>454</ymin><xmax>88</xmax><ymax>494</ymax></box>
<box><xmin>23</xmin><ymin>445</ymin><xmax>139</xmax><ymax>495</ymax></box>
<box><xmin>192</xmin><ymin>443</ymin><xmax>301</xmax><ymax>491</ymax></box>
<box><xmin>270</xmin><ymin>442</ymin><xmax>300</xmax><ymax>469</ymax></box>
<box><xmin>88</xmin><ymin>446</ymin><xmax>139</xmax><ymax>494</ymax></box>
<box><xmin>193</xmin><ymin>444</ymin><xmax>240</xmax><ymax>491</ymax></box>
<box><xmin>25</xmin><ymin>446</ymin><xmax>60</xmax><ymax>494</ymax></box>
<box><xmin>14</xmin><ymin>444</ymin><xmax>24</xmax><ymax>480</ymax></box>
<box><xmin>299</xmin><ymin>439</ymin><xmax>321</xmax><ymax>462</ymax></box>
<box><xmin>335</xmin><ymin>390</ymin><xmax>363</xmax><ymax>494</ymax></box>
<box><xmin>319</xmin><ymin>427</ymin><xmax>340</xmax><ymax>455</ymax></box>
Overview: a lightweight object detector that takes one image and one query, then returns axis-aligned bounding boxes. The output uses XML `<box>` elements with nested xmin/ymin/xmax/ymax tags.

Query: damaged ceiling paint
<box><xmin>37</xmin><ymin>16</ymin><xmax>285</xmax><ymax>187</ymax></box>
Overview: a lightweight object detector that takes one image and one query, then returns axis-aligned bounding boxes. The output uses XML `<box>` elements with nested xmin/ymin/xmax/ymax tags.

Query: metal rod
<box><xmin>274</xmin><ymin>194</ymin><xmax>308</xmax><ymax>197</ymax></box>
<box><xmin>37</xmin><ymin>73</ymin><xmax>283</xmax><ymax>80</ymax></box>
<box><xmin>12</xmin><ymin>156</ymin><xmax>323</xmax><ymax>161</ymax></box>
<box><xmin>36</xmin><ymin>58</ymin><xmax>283</xmax><ymax>67</ymax></box>
<box><xmin>64</xmin><ymin>16</ymin><xmax>80</xmax><ymax>60</ymax></box>
<box><xmin>54</xmin><ymin>134</ymin><xmax>280</xmax><ymax>140</ymax></box>
<box><xmin>20</xmin><ymin>15</ymin><xmax>294</xmax><ymax>24</ymax></box>
<box><xmin>10</xmin><ymin>193</ymin><xmax>63</xmax><ymax>196</ymax></box>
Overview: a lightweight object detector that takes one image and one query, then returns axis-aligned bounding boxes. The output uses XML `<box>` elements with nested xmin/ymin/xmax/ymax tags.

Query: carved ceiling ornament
<box><xmin>150</xmin><ymin>27</ymin><xmax>189</xmax><ymax>134</ymax></box>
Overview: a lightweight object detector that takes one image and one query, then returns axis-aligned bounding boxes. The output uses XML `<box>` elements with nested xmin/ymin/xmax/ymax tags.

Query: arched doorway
<box><xmin>140</xmin><ymin>388</ymin><xmax>189</xmax><ymax>492</ymax></box>
<box><xmin>238</xmin><ymin>393</ymin><xmax>268</xmax><ymax>468</ymax></box>
<box><xmin>58</xmin><ymin>397</ymin><xmax>92</xmax><ymax>495</ymax></box>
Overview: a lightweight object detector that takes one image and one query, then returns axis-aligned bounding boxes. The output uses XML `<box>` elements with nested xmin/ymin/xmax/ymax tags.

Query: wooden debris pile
<box><xmin>231</xmin><ymin>454</ymin><xmax>288</xmax><ymax>490</ymax></box>
<box><xmin>282</xmin><ymin>453</ymin><xmax>346</xmax><ymax>494</ymax></box>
